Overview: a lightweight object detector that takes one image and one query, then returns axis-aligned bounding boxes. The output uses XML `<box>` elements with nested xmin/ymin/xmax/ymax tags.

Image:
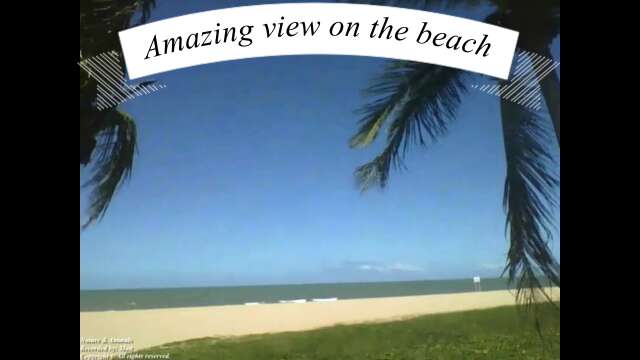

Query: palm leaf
<box><xmin>499</xmin><ymin>95</ymin><xmax>560</xmax><ymax>308</ymax></box>
<box><xmin>80</xmin><ymin>0</ymin><xmax>157</xmax><ymax>229</ymax></box>
<box><xmin>350</xmin><ymin>61</ymin><xmax>428</xmax><ymax>148</ymax></box>
<box><xmin>82</xmin><ymin>110</ymin><xmax>137</xmax><ymax>229</ymax></box>
<box><xmin>352</xmin><ymin>61</ymin><xmax>467</xmax><ymax>190</ymax></box>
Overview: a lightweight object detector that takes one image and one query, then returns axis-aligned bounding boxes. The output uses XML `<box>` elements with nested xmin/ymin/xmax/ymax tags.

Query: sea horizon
<box><xmin>80</xmin><ymin>277</ymin><xmax>513</xmax><ymax>312</ymax></box>
<box><xmin>80</xmin><ymin>275</ymin><xmax>506</xmax><ymax>292</ymax></box>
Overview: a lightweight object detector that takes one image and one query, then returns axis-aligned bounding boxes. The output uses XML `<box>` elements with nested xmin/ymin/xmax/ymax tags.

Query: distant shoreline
<box><xmin>80</xmin><ymin>288</ymin><xmax>559</xmax><ymax>353</ymax></box>
<box><xmin>80</xmin><ymin>276</ymin><xmax>502</xmax><ymax>292</ymax></box>
<box><xmin>81</xmin><ymin>277</ymin><xmax>516</xmax><ymax>312</ymax></box>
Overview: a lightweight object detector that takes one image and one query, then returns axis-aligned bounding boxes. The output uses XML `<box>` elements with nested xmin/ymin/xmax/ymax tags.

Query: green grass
<box><xmin>140</xmin><ymin>304</ymin><xmax>559</xmax><ymax>360</ymax></box>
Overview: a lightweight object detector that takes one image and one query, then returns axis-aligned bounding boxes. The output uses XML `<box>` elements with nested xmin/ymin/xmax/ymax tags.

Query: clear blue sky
<box><xmin>80</xmin><ymin>0</ymin><xmax>560</xmax><ymax>290</ymax></box>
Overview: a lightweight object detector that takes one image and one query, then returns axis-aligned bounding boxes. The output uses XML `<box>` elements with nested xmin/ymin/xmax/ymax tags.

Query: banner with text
<box><xmin>119</xmin><ymin>3</ymin><xmax>519</xmax><ymax>80</ymax></box>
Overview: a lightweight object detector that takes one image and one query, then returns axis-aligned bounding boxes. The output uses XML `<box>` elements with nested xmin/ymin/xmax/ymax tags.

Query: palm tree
<box><xmin>80</xmin><ymin>0</ymin><xmax>156</xmax><ymax>229</ymax></box>
<box><xmin>349</xmin><ymin>0</ymin><xmax>560</xmax><ymax>306</ymax></box>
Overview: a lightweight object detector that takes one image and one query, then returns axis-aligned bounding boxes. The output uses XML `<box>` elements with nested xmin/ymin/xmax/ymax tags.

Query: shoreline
<box><xmin>80</xmin><ymin>288</ymin><xmax>559</xmax><ymax>354</ymax></box>
<box><xmin>79</xmin><ymin>289</ymin><xmax>503</xmax><ymax>314</ymax></box>
<box><xmin>80</xmin><ymin>277</ymin><xmax>514</xmax><ymax>312</ymax></box>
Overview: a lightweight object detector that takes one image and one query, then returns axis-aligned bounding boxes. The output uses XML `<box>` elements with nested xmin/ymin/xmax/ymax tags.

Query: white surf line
<box><xmin>312</xmin><ymin>297</ymin><xmax>338</xmax><ymax>302</ymax></box>
<box><xmin>278</xmin><ymin>299</ymin><xmax>307</xmax><ymax>304</ymax></box>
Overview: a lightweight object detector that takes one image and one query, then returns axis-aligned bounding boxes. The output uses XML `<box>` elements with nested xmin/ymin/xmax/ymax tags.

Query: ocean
<box><xmin>80</xmin><ymin>278</ymin><xmax>512</xmax><ymax>312</ymax></box>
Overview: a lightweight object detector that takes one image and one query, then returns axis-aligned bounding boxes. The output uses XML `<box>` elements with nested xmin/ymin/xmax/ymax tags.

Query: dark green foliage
<box><xmin>80</xmin><ymin>0</ymin><xmax>156</xmax><ymax>228</ymax></box>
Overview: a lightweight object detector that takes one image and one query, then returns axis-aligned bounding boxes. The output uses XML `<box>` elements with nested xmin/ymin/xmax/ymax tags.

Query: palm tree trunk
<box><xmin>535</xmin><ymin>47</ymin><xmax>560</xmax><ymax>147</ymax></box>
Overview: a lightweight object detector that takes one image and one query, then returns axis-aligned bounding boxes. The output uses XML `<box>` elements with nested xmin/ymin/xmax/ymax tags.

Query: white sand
<box><xmin>80</xmin><ymin>288</ymin><xmax>559</xmax><ymax>355</ymax></box>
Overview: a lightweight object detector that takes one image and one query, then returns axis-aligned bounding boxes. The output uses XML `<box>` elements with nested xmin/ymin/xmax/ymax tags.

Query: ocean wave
<box><xmin>278</xmin><ymin>299</ymin><xmax>307</xmax><ymax>304</ymax></box>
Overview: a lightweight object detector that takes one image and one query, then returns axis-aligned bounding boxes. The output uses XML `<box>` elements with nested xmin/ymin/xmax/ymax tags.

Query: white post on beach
<box><xmin>473</xmin><ymin>276</ymin><xmax>481</xmax><ymax>292</ymax></box>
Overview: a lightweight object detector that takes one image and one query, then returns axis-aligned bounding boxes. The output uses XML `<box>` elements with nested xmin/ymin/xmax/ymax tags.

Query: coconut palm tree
<box><xmin>349</xmin><ymin>0</ymin><xmax>560</xmax><ymax>306</ymax></box>
<box><xmin>80</xmin><ymin>0</ymin><xmax>156</xmax><ymax>228</ymax></box>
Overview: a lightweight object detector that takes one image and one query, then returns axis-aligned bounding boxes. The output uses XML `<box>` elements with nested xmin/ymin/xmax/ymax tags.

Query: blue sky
<box><xmin>80</xmin><ymin>0</ymin><xmax>560</xmax><ymax>290</ymax></box>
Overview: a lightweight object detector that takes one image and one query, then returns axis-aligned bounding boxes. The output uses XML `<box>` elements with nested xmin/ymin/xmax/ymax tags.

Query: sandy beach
<box><xmin>80</xmin><ymin>288</ymin><xmax>559</xmax><ymax>355</ymax></box>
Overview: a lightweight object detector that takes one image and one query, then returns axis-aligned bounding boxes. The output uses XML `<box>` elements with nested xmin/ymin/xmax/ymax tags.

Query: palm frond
<box><xmin>80</xmin><ymin>0</ymin><xmax>157</xmax><ymax>62</ymax></box>
<box><xmin>350</xmin><ymin>61</ymin><xmax>429</xmax><ymax>148</ymax></box>
<box><xmin>499</xmin><ymin>95</ymin><xmax>560</xmax><ymax>308</ymax></box>
<box><xmin>135</xmin><ymin>0</ymin><xmax>156</xmax><ymax>25</ymax></box>
<box><xmin>352</xmin><ymin>61</ymin><xmax>467</xmax><ymax>190</ymax></box>
<box><xmin>82</xmin><ymin>110</ymin><xmax>137</xmax><ymax>229</ymax></box>
<box><xmin>80</xmin><ymin>0</ymin><xmax>156</xmax><ymax>229</ymax></box>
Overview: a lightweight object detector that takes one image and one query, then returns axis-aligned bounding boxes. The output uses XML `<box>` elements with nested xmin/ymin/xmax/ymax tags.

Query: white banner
<box><xmin>119</xmin><ymin>3</ymin><xmax>519</xmax><ymax>80</ymax></box>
